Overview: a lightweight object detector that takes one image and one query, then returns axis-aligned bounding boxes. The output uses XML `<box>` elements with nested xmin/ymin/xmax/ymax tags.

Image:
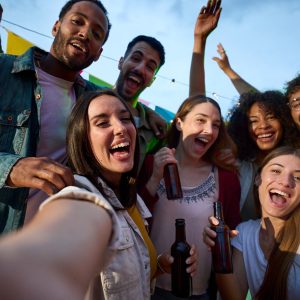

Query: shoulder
<box><xmin>231</xmin><ymin>219</ymin><xmax>260</xmax><ymax>253</ymax></box>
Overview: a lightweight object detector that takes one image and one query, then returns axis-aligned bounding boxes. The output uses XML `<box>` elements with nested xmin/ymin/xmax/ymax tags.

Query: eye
<box><xmin>121</xmin><ymin>117</ymin><xmax>132</xmax><ymax>123</ymax></box>
<box><xmin>249</xmin><ymin>119</ymin><xmax>257</xmax><ymax>124</ymax></box>
<box><xmin>92</xmin><ymin>30</ymin><xmax>103</xmax><ymax>40</ymax></box>
<box><xmin>294</xmin><ymin>175</ymin><xmax>300</xmax><ymax>182</ymax></box>
<box><xmin>96</xmin><ymin>120</ymin><xmax>109</xmax><ymax>128</ymax></box>
<box><xmin>71</xmin><ymin>18</ymin><xmax>82</xmax><ymax>25</ymax></box>
<box><xmin>270</xmin><ymin>169</ymin><xmax>281</xmax><ymax>174</ymax></box>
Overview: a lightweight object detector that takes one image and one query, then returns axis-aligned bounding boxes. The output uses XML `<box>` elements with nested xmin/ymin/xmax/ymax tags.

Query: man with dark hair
<box><xmin>0</xmin><ymin>0</ymin><xmax>111</xmax><ymax>233</ymax></box>
<box><xmin>115</xmin><ymin>35</ymin><xmax>167</xmax><ymax>170</ymax></box>
<box><xmin>0</xmin><ymin>4</ymin><xmax>3</xmax><ymax>53</ymax></box>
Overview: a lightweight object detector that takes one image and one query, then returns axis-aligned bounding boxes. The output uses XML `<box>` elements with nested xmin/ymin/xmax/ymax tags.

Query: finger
<box><xmin>45</xmin><ymin>162</ymin><xmax>74</xmax><ymax>186</ymax></box>
<box><xmin>30</xmin><ymin>176</ymin><xmax>60</xmax><ymax>195</ymax></box>
<box><xmin>209</xmin><ymin>216</ymin><xmax>219</xmax><ymax>226</ymax></box>
<box><xmin>37</xmin><ymin>168</ymin><xmax>70</xmax><ymax>192</ymax></box>
<box><xmin>199</xmin><ymin>6</ymin><xmax>205</xmax><ymax>15</ymax></box>
<box><xmin>212</xmin><ymin>57</ymin><xmax>221</xmax><ymax>63</ymax></box>
<box><xmin>213</xmin><ymin>0</ymin><xmax>222</xmax><ymax>15</ymax></box>
<box><xmin>230</xmin><ymin>229</ymin><xmax>239</xmax><ymax>238</ymax></box>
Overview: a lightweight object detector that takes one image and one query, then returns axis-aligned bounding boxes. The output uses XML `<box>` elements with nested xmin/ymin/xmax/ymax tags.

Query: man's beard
<box><xmin>52</xmin><ymin>31</ymin><xmax>93</xmax><ymax>71</ymax></box>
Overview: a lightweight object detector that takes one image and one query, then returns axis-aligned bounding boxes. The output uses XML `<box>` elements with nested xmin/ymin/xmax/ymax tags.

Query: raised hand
<box><xmin>7</xmin><ymin>157</ymin><xmax>74</xmax><ymax>195</ymax></box>
<box><xmin>212</xmin><ymin>43</ymin><xmax>232</xmax><ymax>73</ymax></box>
<box><xmin>194</xmin><ymin>0</ymin><xmax>222</xmax><ymax>39</ymax></box>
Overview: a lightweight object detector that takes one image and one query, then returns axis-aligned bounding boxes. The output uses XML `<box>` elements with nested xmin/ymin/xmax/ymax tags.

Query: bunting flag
<box><xmin>6</xmin><ymin>30</ymin><xmax>34</xmax><ymax>55</ymax></box>
<box><xmin>3</xmin><ymin>29</ymin><xmax>175</xmax><ymax>121</ymax></box>
<box><xmin>89</xmin><ymin>74</ymin><xmax>112</xmax><ymax>88</ymax></box>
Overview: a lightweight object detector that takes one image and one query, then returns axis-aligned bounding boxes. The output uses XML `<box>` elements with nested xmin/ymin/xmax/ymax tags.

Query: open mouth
<box><xmin>257</xmin><ymin>132</ymin><xmax>274</xmax><ymax>141</ymax></box>
<box><xmin>126</xmin><ymin>73</ymin><xmax>143</xmax><ymax>90</ymax></box>
<box><xmin>195</xmin><ymin>136</ymin><xmax>209</xmax><ymax>147</ymax></box>
<box><xmin>110</xmin><ymin>142</ymin><xmax>131</xmax><ymax>157</ymax></box>
<box><xmin>269</xmin><ymin>188</ymin><xmax>289</xmax><ymax>206</ymax></box>
<box><xmin>70</xmin><ymin>41</ymin><xmax>87</xmax><ymax>53</ymax></box>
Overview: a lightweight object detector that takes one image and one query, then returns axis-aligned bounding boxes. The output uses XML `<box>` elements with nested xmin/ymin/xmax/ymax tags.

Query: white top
<box><xmin>25</xmin><ymin>66</ymin><xmax>76</xmax><ymax>223</ymax></box>
<box><xmin>151</xmin><ymin>168</ymin><xmax>219</xmax><ymax>295</ymax></box>
<box><xmin>232</xmin><ymin>219</ymin><xmax>300</xmax><ymax>298</ymax></box>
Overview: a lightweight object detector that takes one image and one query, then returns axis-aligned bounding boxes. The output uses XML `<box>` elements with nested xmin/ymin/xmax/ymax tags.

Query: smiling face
<box><xmin>116</xmin><ymin>41</ymin><xmax>160</xmax><ymax>103</ymax></box>
<box><xmin>258</xmin><ymin>154</ymin><xmax>300</xmax><ymax>219</ymax></box>
<box><xmin>88</xmin><ymin>95</ymin><xmax>137</xmax><ymax>184</ymax></box>
<box><xmin>51</xmin><ymin>1</ymin><xmax>108</xmax><ymax>70</ymax></box>
<box><xmin>248</xmin><ymin>102</ymin><xmax>283</xmax><ymax>152</ymax></box>
<box><xmin>288</xmin><ymin>89</ymin><xmax>300</xmax><ymax>129</ymax></box>
<box><xmin>176</xmin><ymin>102</ymin><xmax>221</xmax><ymax>161</ymax></box>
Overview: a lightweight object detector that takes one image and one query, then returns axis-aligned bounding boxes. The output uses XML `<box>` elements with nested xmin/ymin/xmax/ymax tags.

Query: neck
<box><xmin>39</xmin><ymin>53</ymin><xmax>79</xmax><ymax>82</ymax></box>
<box><xmin>175</xmin><ymin>144</ymin><xmax>207</xmax><ymax>168</ymax></box>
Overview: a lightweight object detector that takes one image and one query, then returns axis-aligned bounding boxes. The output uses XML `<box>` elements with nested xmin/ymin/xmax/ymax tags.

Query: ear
<box><xmin>254</xmin><ymin>174</ymin><xmax>262</xmax><ymax>187</ymax></box>
<box><xmin>147</xmin><ymin>76</ymin><xmax>156</xmax><ymax>87</ymax></box>
<box><xmin>93</xmin><ymin>47</ymin><xmax>103</xmax><ymax>62</ymax></box>
<box><xmin>175</xmin><ymin>118</ymin><xmax>182</xmax><ymax>131</ymax></box>
<box><xmin>52</xmin><ymin>20</ymin><xmax>61</xmax><ymax>37</ymax></box>
<box><xmin>118</xmin><ymin>57</ymin><xmax>124</xmax><ymax>71</ymax></box>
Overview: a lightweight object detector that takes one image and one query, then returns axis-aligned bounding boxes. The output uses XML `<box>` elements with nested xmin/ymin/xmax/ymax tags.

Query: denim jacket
<box><xmin>0</xmin><ymin>47</ymin><xmax>99</xmax><ymax>233</ymax></box>
<box><xmin>53</xmin><ymin>175</ymin><xmax>152</xmax><ymax>300</ymax></box>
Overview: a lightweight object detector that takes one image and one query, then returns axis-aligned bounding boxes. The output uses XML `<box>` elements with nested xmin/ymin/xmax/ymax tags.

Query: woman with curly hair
<box><xmin>227</xmin><ymin>90</ymin><xmax>300</xmax><ymax>220</ymax></box>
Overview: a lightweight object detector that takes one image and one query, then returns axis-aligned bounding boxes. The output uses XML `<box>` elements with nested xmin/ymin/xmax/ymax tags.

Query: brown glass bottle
<box><xmin>163</xmin><ymin>163</ymin><xmax>183</xmax><ymax>200</ymax></box>
<box><xmin>211</xmin><ymin>201</ymin><xmax>233</xmax><ymax>273</ymax></box>
<box><xmin>171</xmin><ymin>218</ymin><xmax>192</xmax><ymax>298</ymax></box>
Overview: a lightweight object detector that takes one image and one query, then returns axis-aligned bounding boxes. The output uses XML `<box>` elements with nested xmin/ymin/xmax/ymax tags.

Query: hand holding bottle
<box><xmin>203</xmin><ymin>217</ymin><xmax>238</xmax><ymax>248</ymax></box>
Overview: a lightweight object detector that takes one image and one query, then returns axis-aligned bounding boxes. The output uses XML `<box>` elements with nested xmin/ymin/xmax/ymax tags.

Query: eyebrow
<box><xmin>194</xmin><ymin>113</ymin><xmax>221</xmax><ymax>121</ymax></box>
<box><xmin>72</xmin><ymin>12</ymin><xmax>105</xmax><ymax>32</ymax></box>
<box><xmin>131</xmin><ymin>50</ymin><xmax>159</xmax><ymax>68</ymax></box>
<box><xmin>268</xmin><ymin>163</ymin><xmax>300</xmax><ymax>173</ymax></box>
<box><xmin>90</xmin><ymin>109</ymin><xmax>129</xmax><ymax>121</ymax></box>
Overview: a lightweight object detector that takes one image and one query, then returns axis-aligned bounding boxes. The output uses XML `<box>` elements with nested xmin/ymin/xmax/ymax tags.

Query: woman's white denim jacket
<box><xmin>42</xmin><ymin>175</ymin><xmax>152</xmax><ymax>300</ymax></box>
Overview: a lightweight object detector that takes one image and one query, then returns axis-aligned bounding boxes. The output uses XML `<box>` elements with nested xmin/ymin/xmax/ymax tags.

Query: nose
<box><xmin>133</xmin><ymin>62</ymin><xmax>146</xmax><ymax>76</ymax></box>
<box><xmin>257</xmin><ymin>118</ymin><xmax>270</xmax><ymax>129</ymax></box>
<box><xmin>114</xmin><ymin>119</ymin><xmax>127</xmax><ymax>135</ymax></box>
<box><xmin>78</xmin><ymin>26</ymin><xmax>91</xmax><ymax>40</ymax></box>
<box><xmin>203</xmin><ymin>123</ymin><xmax>213</xmax><ymax>135</ymax></box>
<box><xmin>279</xmin><ymin>173</ymin><xmax>295</xmax><ymax>189</ymax></box>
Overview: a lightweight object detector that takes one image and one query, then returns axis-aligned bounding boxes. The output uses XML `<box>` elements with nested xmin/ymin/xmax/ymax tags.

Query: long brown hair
<box><xmin>167</xmin><ymin>94</ymin><xmax>237</xmax><ymax>172</ymax></box>
<box><xmin>66</xmin><ymin>89</ymin><xmax>140</xmax><ymax>209</ymax></box>
<box><xmin>254</xmin><ymin>146</ymin><xmax>300</xmax><ymax>300</ymax></box>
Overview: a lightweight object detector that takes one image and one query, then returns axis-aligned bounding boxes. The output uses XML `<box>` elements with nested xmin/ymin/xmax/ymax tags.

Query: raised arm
<box><xmin>189</xmin><ymin>0</ymin><xmax>222</xmax><ymax>96</ymax></box>
<box><xmin>212</xmin><ymin>43</ymin><xmax>259</xmax><ymax>95</ymax></box>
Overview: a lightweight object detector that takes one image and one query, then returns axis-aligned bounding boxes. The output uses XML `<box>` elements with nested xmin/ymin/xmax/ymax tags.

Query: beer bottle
<box><xmin>171</xmin><ymin>218</ymin><xmax>192</xmax><ymax>297</ymax></box>
<box><xmin>211</xmin><ymin>201</ymin><xmax>233</xmax><ymax>273</ymax></box>
<box><xmin>164</xmin><ymin>163</ymin><xmax>183</xmax><ymax>200</ymax></box>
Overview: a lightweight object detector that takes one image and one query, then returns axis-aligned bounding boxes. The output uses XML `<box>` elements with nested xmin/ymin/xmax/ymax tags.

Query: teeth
<box><xmin>196</xmin><ymin>137</ymin><xmax>208</xmax><ymax>143</ymax></box>
<box><xmin>71</xmin><ymin>43</ymin><xmax>86</xmax><ymax>53</ymax></box>
<box><xmin>111</xmin><ymin>142</ymin><xmax>129</xmax><ymax>150</ymax></box>
<box><xmin>270</xmin><ymin>189</ymin><xmax>289</xmax><ymax>197</ymax></box>
<box><xmin>258</xmin><ymin>133</ymin><xmax>272</xmax><ymax>138</ymax></box>
<box><xmin>128</xmin><ymin>75</ymin><xmax>141</xmax><ymax>84</ymax></box>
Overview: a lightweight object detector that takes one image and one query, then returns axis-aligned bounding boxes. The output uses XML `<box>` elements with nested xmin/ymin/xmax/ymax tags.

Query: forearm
<box><xmin>221</xmin><ymin>68</ymin><xmax>258</xmax><ymax>95</ymax></box>
<box><xmin>0</xmin><ymin>199</ymin><xmax>113</xmax><ymax>300</ymax></box>
<box><xmin>216</xmin><ymin>274</ymin><xmax>245</xmax><ymax>300</ymax></box>
<box><xmin>189</xmin><ymin>36</ymin><xmax>207</xmax><ymax>96</ymax></box>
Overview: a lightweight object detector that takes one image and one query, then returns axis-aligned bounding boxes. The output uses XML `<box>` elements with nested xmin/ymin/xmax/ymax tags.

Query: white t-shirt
<box><xmin>25</xmin><ymin>66</ymin><xmax>76</xmax><ymax>223</ymax></box>
<box><xmin>231</xmin><ymin>219</ymin><xmax>300</xmax><ymax>299</ymax></box>
<box><xmin>151</xmin><ymin>168</ymin><xmax>219</xmax><ymax>295</ymax></box>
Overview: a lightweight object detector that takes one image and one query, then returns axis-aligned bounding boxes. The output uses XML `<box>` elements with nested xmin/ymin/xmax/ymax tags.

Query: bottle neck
<box><xmin>175</xmin><ymin>224</ymin><xmax>186</xmax><ymax>242</ymax></box>
<box><xmin>214</xmin><ymin>202</ymin><xmax>225</xmax><ymax>224</ymax></box>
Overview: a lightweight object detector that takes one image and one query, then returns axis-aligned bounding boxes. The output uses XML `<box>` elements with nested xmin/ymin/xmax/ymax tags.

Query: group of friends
<box><xmin>0</xmin><ymin>0</ymin><xmax>299</xmax><ymax>299</ymax></box>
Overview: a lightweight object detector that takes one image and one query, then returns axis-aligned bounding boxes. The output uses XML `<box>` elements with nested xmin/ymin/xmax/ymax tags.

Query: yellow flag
<box><xmin>6</xmin><ymin>30</ymin><xmax>34</xmax><ymax>55</ymax></box>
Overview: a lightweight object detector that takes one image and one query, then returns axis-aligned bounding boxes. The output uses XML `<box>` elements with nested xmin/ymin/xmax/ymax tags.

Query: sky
<box><xmin>1</xmin><ymin>0</ymin><xmax>300</xmax><ymax>118</ymax></box>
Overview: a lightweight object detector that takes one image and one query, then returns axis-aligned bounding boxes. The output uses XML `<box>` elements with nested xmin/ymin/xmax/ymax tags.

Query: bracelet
<box><xmin>157</xmin><ymin>254</ymin><xmax>167</xmax><ymax>274</ymax></box>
